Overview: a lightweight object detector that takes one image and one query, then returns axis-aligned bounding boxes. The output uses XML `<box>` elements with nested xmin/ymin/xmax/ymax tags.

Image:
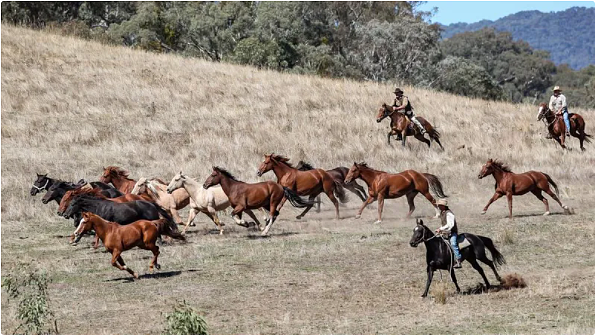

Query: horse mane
<box><xmin>105</xmin><ymin>166</ymin><xmax>133</xmax><ymax>179</ymax></box>
<box><xmin>297</xmin><ymin>161</ymin><xmax>315</xmax><ymax>171</ymax></box>
<box><xmin>271</xmin><ymin>154</ymin><xmax>293</xmax><ymax>167</ymax></box>
<box><xmin>214</xmin><ymin>167</ymin><xmax>239</xmax><ymax>181</ymax></box>
<box><xmin>65</xmin><ymin>187</ymin><xmax>107</xmax><ymax>201</ymax></box>
<box><xmin>356</xmin><ymin>161</ymin><xmax>369</xmax><ymax>168</ymax></box>
<box><xmin>491</xmin><ymin>160</ymin><xmax>512</xmax><ymax>173</ymax></box>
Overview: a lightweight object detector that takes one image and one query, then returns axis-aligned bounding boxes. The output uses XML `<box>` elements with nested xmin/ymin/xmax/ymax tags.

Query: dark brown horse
<box><xmin>257</xmin><ymin>154</ymin><xmax>347</xmax><ymax>220</ymax></box>
<box><xmin>203</xmin><ymin>167</ymin><xmax>313</xmax><ymax>236</ymax></box>
<box><xmin>537</xmin><ymin>103</ymin><xmax>591</xmax><ymax>151</ymax></box>
<box><xmin>376</xmin><ymin>103</ymin><xmax>444</xmax><ymax>150</ymax></box>
<box><xmin>72</xmin><ymin>212</ymin><xmax>185</xmax><ymax>279</ymax></box>
<box><xmin>296</xmin><ymin>161</ymin><xmax>368</xmax><ymax>202</ymax></box>
<box><xmin>478</xmin><ymin>159</ymin><xmax>569</xmax><ymax>218</ymax></box>
<box><xmin>344</xmin><ymin>162</ymin><xmax>447</xmax><ymax>223</ymax></box>
<box><xmin>100</xmin><ymin>166</ymin><xmax>137</xmax><ymax>194</ymax></box>
<box><xmin>58</xmin><ymin>186</ymin><xmax>153</xmax><ymax>216</ymax></box>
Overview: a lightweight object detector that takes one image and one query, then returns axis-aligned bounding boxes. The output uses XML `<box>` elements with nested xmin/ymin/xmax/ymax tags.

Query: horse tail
<box><xmin>152</xmin><ymin>203</ymin><xmax>179</xmax><ymax>231</ymax></box>
<box><xmin>154</xmin><ymin>219</ymin><xmax>185</xmax><ymax>241</ymax></box>
<box><xmin>283</xmin><ymin>187</ymin><xmax>315</xmax><ymax>208</ymax></box>
<box><xmin>479</xmin><ymin>236</ymin><xmax>506</xmax><ymax>268</ymax></box>
<box><xmin>544</xmin><ymin>173</ymin><xmax>559</xmax><ymax>197</ymax></box>
<box><xmin>333</xmin><ymin>180</ymin><xmax>349</xmax><ymax>203</ymax></box>
<box><xmin>422</xmin><ymin>173</ymin><xmax>447</xmax><ymax>198</ymax></box>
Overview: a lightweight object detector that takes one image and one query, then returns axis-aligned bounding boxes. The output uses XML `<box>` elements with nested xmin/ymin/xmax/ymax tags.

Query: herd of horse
<box><xmin>32</xmin><ymin>150</ymin><xmax>571</xmax><ymax>295</ymax></box>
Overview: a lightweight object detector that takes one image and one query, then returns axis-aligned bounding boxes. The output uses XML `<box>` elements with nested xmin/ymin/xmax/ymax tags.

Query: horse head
<box><xmin>167</xmin><ymin>172</ymin><xmax>186</xmax><ymax>194</ymax></box>
<box><xmin>478</xmin><ymin>159</ymin><xmax>495</xmax><ymax>179</ymax></box>
<box><xmin>344</xmin><ymin>162</ymin><xmax>361</xmax><ymax>183</ymax></box>
<box><xmin>72</xmin><ymin>212</ymin><xmax>95</xmax><ymax>244</ymax></box>
<box><xmin>376</xmin><ymin>103</ymin><xmax>392</xmax><ymax>123</ymax></box>
<box><xmin>536</xmin><ymin>103</ymin><xmax>552</xmax><ymax>121</ymax></box>
<box><xmin>203</xmin><ymin>167</ymin><xmax>221</xmax><ymax>189</ymax></box>
<box><xmin>131</xmin><ymin>177</ymin><xmax>148</xmax><ymax>195</ymax></box>
<box><xmin>257</xmin><ymin>154</ymin><xmax>274</xmax><ymax>177</ymax></box>
<box><xmin>409</xmin><ymin>219</ymin><xmax>429</xmax><ymax>247</ymax></box>
<box><xmin>31</xmin><ymin>173</ymin><xmax>49</xmax><ymax>196</ymax></box>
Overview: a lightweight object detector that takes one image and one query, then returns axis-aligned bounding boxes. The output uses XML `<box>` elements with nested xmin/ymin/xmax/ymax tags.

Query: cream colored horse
<box><xmin>166</xmin><ymin>172</ymin><xmax>268</xmax><ymax>234</ymax></box>
<box><xmin>131</xmin><ymin>177</ymin><xmax>199</xmax><ymax>231</ymax></box>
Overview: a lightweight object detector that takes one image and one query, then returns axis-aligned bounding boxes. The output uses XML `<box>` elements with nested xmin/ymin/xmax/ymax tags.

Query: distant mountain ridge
<box><xmin>440</xmin><ymin>7</ymin><xmax>595</xmax><ymax>70</ymax></box>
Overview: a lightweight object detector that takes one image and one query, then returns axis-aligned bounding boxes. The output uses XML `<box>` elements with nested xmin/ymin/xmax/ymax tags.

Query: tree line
<box><xmin>2</xmin><ymin>1</ymin><xmax>593</xmax><ymax>108</ymax></box>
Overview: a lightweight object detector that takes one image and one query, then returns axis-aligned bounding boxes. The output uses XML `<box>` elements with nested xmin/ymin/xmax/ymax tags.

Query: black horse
<box><xmin>296</xmin><ymin>161</ymin><xmax>367</xmax><ymax>202</ymax></box>
<box><xmin>31</xmin><ymin>174</ymin><xmax>65</xmax><ymax>196</ymax></box>
<box><xmin>41</xmin><ymin>181</ymin><xmax>123</xmax><ymax>204</ymax></box>
<box><xmin>63</xmin><ymin>195</ymin><xmax>175</xmax><ymax>227</ymax></box>
<box><xmin>409</xmin><ymin>219</ymin><xmax>505</xmax><ymax>297</ymax></box>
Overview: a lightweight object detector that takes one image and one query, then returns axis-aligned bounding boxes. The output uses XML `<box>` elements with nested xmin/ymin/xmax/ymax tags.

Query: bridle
<box><xmin>539</xmin><ymin>107</ymin><xmax>557</xmax><ymax>127</ymax></box>
<box><xmin>32</xmin><ymin>179</ymin><xmax>49</xmax><ymax>192</ymax></box>
<box><xmin>412</xmin><ymin>226</ymin><xmax>438</xmax><ymax>246</ymax></box>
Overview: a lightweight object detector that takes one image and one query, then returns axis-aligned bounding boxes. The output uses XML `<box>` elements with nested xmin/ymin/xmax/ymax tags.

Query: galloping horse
<box><xmin>100</xmin><ymin>166</ymin><xmax>137</xmax><ymax>194</ymax></box>
<box><xmin>376</xmin><ymin>103</ymin><xmax>444</xmax><ymax>150</ymax></box>
<box><xmin>410</xmin><ymin>219</ymin><xmax>505</xmax><ymax>297</ymax></box>
<box><xmin>58</xmin><ymin>186</ymin><xmax>152</xmax><ymax>216</ymax></box>
<box><xmin>344</xmin><ymin>162</ymin><xmax>447</xmax><ymax>223</ymax></box>
<box><xmin>296</xmin><ymin>161</ymin><xmax>368</xmax><ymax>202</ymax></box>
<box><xmin>31</xmin><ymin>174</ymin><xmax>62</xmax><ymax>196</ymax></box>
<box><xmin>478</xmin><ymin>159</ymin><xmax>569</xmax><ymax>218</ymax></box>
<box><xmin>203</xmin><ymin>167</ymin><xmax>313</xmax><ymax>236</ymax></box>
<box><xmin>537</xmin><ymin>103</ymin><xmax>591</xmax><ymax>151</ymax></box>
<box><xmin>132</xmin><ymin>177</ymin><xmax>196</xmax><ymax>228</ymax></box>
<box><xmin>257</xmin><ymin>154</ymin><xmax>347</xmax><ymax>220</ymax></box>
<box><xmin>72</xmin><ymin>212</ymin><xmax>185</xmax><ymax>279</ymax></box>
<box><xmin>41</xmin><ymin>181</ymin><xmax>122</xmax><ymax>204</ymax></box>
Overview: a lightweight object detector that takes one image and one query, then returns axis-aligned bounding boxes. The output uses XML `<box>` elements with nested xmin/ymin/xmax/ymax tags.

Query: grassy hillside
<box><xmin>2</xmin><ymin>25</ymin><xmax>595</xmax><ymax>334</ymax></box>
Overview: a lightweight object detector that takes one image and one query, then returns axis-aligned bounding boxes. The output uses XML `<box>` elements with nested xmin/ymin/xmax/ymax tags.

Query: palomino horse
<box><xmin>377</xmin><ymin>103</ymin><xmax>444</xmax><ymax>150</ymax></box>
<box><xmin>478</xmin><ymin>159</ymin><xmax>569</xmax><ymax>218</ymax></box>
<box><xmin>100</xmin><ymin>166</ymin><xmax>137</xmax><ymax>194</ymax></box>
<box><xmin>203</xmin><ymin>167</ymin><xmax>313</xmax><ymax>236</ymax></box>
<box><xmin>537</xmin><ymin>103</ymin><xmax>591</xmax><ymax>151</ymax></box>
<box><xmin>344</xmin><ymin>162</ymin><xmax>447</xmax><ymax>223</ymax></box>
<box><xmin>132</xmin><ymin>177</ymin><xmax>198</xmax><ymax>229</ymax></box>
<box><xmin>410</xmin><ymin>219</ymin><xmax>505</xmax><ymax>297</ymax></box>
<box><xmin>257</xmin><ymin>154</ymin><xmax>347</xmax><ymax>220</ymax></box>
<box><xmin>72</xmin><ymin>212</ymin><xmax>185</xmax><ymax>279</ymax></box>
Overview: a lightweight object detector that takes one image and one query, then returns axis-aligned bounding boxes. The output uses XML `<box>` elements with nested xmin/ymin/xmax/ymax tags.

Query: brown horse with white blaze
<box><xmin>537</xmin><ymin>103</ymin><xmax>591</xmax><ymax>151</ymax></box>
<box><xmin>478</xmin><ymin>159</ymin><xmax>569</xmax><ymax>218</ymax></box>
<box><xmin>100</xmin><ymin>166</ymin><xmax>137</xmax><ymax>194</ymax></box>
<box><xmin>72</xmin><ymin>212</ymin><xmax>185</xmax><ymax>278</ymax></box>
<box><xmin>377</xmin><ymin>103</ymin><xmax>444</xmax><ymax>150</ymax></box>
<box><xmin>257</xmin><ymin>154</ymin><xmax>347</xmax><ymax>220</ymax></box>
<box><xmin>344</xmin><ymin>162</ymin><xmax>447</xmax><ymax>223</ymax></box>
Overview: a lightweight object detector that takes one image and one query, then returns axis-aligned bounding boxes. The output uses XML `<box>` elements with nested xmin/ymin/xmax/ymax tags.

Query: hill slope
<box><xmin>441</xmin><ymin>7</ymin><xmax>595</xmax><ymax>69</ymax></box>
<box><xmin>2</xmin><ymin>26</ymin><xmax>595</xmax><ymax>334</ymax></box>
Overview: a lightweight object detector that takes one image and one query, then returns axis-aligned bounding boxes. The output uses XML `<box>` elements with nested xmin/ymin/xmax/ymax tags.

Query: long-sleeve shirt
<box><xmin>439</xmin><ymin>210</ymin><xmax>457</xmax><ymax>235</ymax></box>
<box><xmin>549</xmin><ymin>94</ymin><xmax>567</xmax><ymax>112</ymax></box>
<box><xmin>393</xmin><ymin>96</ymin><xmax>412</xmax><ymax>112</ymax></box>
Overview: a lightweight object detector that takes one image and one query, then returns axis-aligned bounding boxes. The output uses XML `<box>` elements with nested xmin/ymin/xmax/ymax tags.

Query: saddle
<box><xmin>441</xmin><ymin>233</ymin><xmax>471</xmax><ymax>249</ymax></box>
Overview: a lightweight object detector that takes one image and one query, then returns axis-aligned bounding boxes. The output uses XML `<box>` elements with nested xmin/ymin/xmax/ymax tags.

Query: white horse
<box><xmin>166</xmin><ymin>172</ymin><xmax>268</xmax><ymax>234</ymax></box>
<box><xmin>131</xmin><ymin>177</ymin><xmax>199</xmax><ymax>231</ymax></box>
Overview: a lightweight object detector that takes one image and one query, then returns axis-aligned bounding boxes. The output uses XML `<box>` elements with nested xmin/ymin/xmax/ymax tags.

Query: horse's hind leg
<box><xmin>531</xmin><ymin>190</ymin><xmax>550</xmax><ymax>215</ymax></box>
<box><xmin>111</xmin><ymin>251</ymin><xmax>137</xmax><ymax>278</ymax></box>
<box><xmin>433</xmin><ymin>135</ymin><xmax>444</xmax><ymax>150</ymax></box>
<box><xmin>296</xmin><ymin>195</ymin><xmax>317</xmax><ymax>219</ymax></box>
<box><xmin>414</xmin><ymin>133</ymin><xmax>431</xmax><ymax>147</ymax></box>
<box><xmin>420</xmin><ymin>191</ymin><xmax>440</xmax><ymax>218</ymax></box>
<box><xmin>406</xmin><ymin>191</ymin><xmax>418</xmax><ymax>218</ymax></box>
<box><xmin>148</xmin><ymin>245</ymin><xmax>160</xmax><ymax>271</ymax></box>
<box><xmin>350</xmin><ymin>182</ymin><xmax>368</xmax><ymax>202</ymax></box>
<box><xmin>478</xmin><ymin>255</ymin><xmax>502</xmax><ymax>282</ymax></box>
<box><xmin>323</xmin><ymin>182</ymin><xmax>341</xmax><ymax>219</ymax></box>
<box><xmin>182</xmin><ymin>207</ymin><xmax>199</xmax><ymax>234</ymax></box>
<box><xmin>543</xmin><ymin>187</ymin><xmax>567</xmax><ymax>211</ymax></box>
<box><xmin>467</xmin><ymin>258</ymin><xmax>490</xmax><ymax>289</ymax></box>
<box><xmin>449</xmin><ymin>268</ymin><xmax>461</xmax><ymax>293</ymax></box>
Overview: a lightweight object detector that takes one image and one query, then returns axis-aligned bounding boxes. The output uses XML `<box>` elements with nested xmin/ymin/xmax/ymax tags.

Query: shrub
<box><xmin>164</xmin><ymin>300</ymin><xmax>208</xmax><ymax>335</ymax></box>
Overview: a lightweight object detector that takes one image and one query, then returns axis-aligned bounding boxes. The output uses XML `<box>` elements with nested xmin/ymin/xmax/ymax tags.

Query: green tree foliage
<box><xmin>431</xmin><ymin>56</ymin><xmax>504</xmax><ymax>100</ymax></box>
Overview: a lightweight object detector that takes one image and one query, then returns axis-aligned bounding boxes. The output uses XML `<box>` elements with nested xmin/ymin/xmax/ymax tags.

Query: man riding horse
<box><xmin>549</xmin><ymin>86</ymin><xmax>570</xmax><ymax>137</ymax></box>
<box><xmin>392</xmin><ymin>88</ymin><xmax>427</xmax><ymax>136</ymax></box>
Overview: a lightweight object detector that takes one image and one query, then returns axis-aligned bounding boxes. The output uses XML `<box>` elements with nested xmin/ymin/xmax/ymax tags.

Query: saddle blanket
<box><xmin>456</xmin><ymin>233</ymin><xmax>471</xmax><ymax>249</ymax></box>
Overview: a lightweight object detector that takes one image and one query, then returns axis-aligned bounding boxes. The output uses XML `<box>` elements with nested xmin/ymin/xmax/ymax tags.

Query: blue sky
<box><xmin>419</xmin><ymin>1</ymin><xmax>595</xmax><ymax>25</ymax></box>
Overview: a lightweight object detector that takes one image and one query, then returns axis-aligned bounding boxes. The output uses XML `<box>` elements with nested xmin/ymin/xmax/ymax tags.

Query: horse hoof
<box><xmin>295</xmin><ymin>215</ymin><xmax>302</xmax><ymax>220</ymax></box>
<box><xmin>155</xmin><ymin>264</ymin><xmax>161</xmax><ymax>270</ymax></box>
<box><xmin>481</xmin><ymin>211</ymin><xmax>487</xmax><ymax>215</ymax></box>
<box><xmin>189</xmin><ymin>222</ymin><xmax>196</xmax><ymax>227</ymax></box>
<box><xmin>373</xmin><ymin>220</ymin><xmax>382</xmax><ymax>225</ymax></box>
<box><xmin>355</xmin><ymin>215</ymin><xmax>361</xmax><ymax>219</ymax></box>
<box><xmin>70</xmin><ymin>242</ymin><xmax>78</xmax><ymax>247</ymax></box>
<box><xmin>543</xmin><ymin>211</ymin><xmax>550</xmax><ymax>216</ymax></box>
<box><xmin>421</xmin><ymin>294</ymin><xmax>427</xmax><ymax>298</ymax></box>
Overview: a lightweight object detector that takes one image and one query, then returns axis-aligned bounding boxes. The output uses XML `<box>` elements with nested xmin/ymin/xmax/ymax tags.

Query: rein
<box><xmin>32</xmin><ymin>179</ymin><xmax>49</xmax><ymax>191</ymax></box>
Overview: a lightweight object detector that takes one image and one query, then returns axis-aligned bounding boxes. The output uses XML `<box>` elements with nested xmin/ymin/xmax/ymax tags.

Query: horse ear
<box><xmin>417</xmin><ymin>219</ymin><xmax>424</xmax><ymax>225</ymax></box>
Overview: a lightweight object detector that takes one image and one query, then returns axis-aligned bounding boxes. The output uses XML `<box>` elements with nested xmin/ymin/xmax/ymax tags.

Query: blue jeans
<box><xmin>450</xmin><ymin>233</ymin><xmax>462</xmax><ymax>260</ymax></box>
<box><xmin>562</xmin><ymin>110</ymin><xmax>570</xmax><ymax>133</ymax></box>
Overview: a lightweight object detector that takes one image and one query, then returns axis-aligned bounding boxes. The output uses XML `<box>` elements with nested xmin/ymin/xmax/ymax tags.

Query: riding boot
<box><xmin>453</xmin><ymin>259</ymin><xmax>462</xmax><ymax>269</ymax></box>
<box><xmin>411</xmin><ymin>116</ymin><xmax>426</xmax><ymax>135</ymax></box>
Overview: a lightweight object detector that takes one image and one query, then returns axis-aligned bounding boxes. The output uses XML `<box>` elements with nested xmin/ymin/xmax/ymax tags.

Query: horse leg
<box><xmin>449</xmin><ymin>267</ymin><xmax>461</xmax><ymax>293</ymax></box>
<box><xmin>148</xmin><ymin>245</ymin><xmax>160</xmax><ymax>272</ymax></box>
<box><xmin>244</xmin><ymin>209</ymin><xmax>262</xmax><ymax>231</ymax></box>
<box><xmin>182</xmin><ymin>207</ymin><xmax>199</xmax><ymax>235</ymax></box>
<box><xmin>434</xmin><ymin>136</ymin><xmax>444</xmax><ymax>151</ymax></box>
<box><xmin>111</xmin><ymin>252</ymin><xmax>137</xmax><ymax>278</ymax></box>
<box><xmin>478</xmin><ymin>255</ymin><xmax>502</xmax><ymax>283</ymax></box>
<box><xmin>208</xmin><ymin>208</ymin><xmax>224</xmax><ymax>235</ymax></box>
<box><xmin>374</xmin><ymin>194</ymin><xmax>384</xmax><ymax>224</ymax></box>
<box><xmin>93</xmin><ymin>234</ymin><xmax>101</xmax><ymax>249</ymax></box>
<box><xmin>401</xmin><ymin>131</ymin><xmax>407</xmax><ymax>147</ymax></box>
<box><xmin>315</xmin><ymin>195</ymin><xmax>321</xmax><ymax>213</ymax></box>
<box><xmin>506</xmin><ymin>192</ymin><xmax>513</xmax><ymax>219</ymax></box>
<box><xmin>467</xmin><ymin>258</ymin><xmax>490</xmax><ymax>289</ymax></box>
<box><xmin>482</xmin><ymin>192</ymin><xmax>503</xmax><ymax>214</ymax></box>
<box><xmin>531</xmin><ymin>190</ymin><xmax>550</xmax><ymax>215</ymax></box>
<box><xmin>543</xmin><ymin>187</ymin><xmax>568</xmax><ymax>212</ymax></box>
<box><xmin>170</xmin><ymin>207</ymin><xmax>184</xmax><ymax>225</ymax></box>
<box><xmin>405</xmin><ymin>191</ymin><xmax>418</xmax><ymax>218</ymax></box>
<box><xmin>420</xmin><ymin>191</ymin><xmax>440</xmax><ymax>218</ymax></box>
<box><xmin>414</xmin><ymin>133</ymin><xmax>431</xmax><ymax>147</ymax></box>
<box><xmin>387</xmin><ymin>131</ymin><xmax>392</xmax><ymax>145</ymax></box>
<box><xmin>231</xmin><ymin>206</ymin><xmax>248</xmax><ymax>227</ymax></box>
<box><xmin>296</xmin><ymin>195</ymin><xmax>317</xmax><ymax>219</ymax></box>
<box><xmin>356</xmin><ymin>196</ymin><xmax>375</xmax><ymax>219</ymax></box>
<box><xmin>422</xmin><ymin>266</ymin><xmax>434</xmax><ymax>298</ymax></box>
<box><xmin>351</xmin><ymin>182</ymin><xmax>368</xmax><ymax>202</ymax></box>
<box><xmin>262</xmin><ymin>206</ymin><xmax>278</xmax><ymax>236</ymax></box>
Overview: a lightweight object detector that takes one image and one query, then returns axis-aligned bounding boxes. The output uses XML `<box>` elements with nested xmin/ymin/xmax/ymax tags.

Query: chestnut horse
<box><xmin>100</xmin><ymin>166</ymin><xmax>137</xmax><ymax>194</ymax></box>
<box><xmin>203</xmin><ymin>167</ymin><xmax>313</xmax><ymax>236</ymax></box>
<box><xmin>257</xmin><ymin>154</ymin><xmax>347</xmax><ymax>220</ymax></box>
<box><xmin>377</xmin><ymin>103</ymin><xmax>444</xmax><ymax>150</ymax></box>
<box><xmin>344</xmin><ymin>162</ymin><xmax>447</xmax><ymax>223</ymax></box>
<box><xmin>72</xmin><ymin>212</ymin><xmax>185</xmax><ymax>279</ymax></box>
<box><xmin>537</xmin><ymin>103</ymin><xmax>591</xmax><ymax>151</ymax></box>
<box><xmin>478</xmin><ymin>159</ymin><xmax>569</xmax><ymax>218</ymax></box>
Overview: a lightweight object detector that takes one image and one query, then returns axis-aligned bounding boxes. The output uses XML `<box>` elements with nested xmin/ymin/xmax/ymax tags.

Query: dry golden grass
<box><xmin>2</xmin><ymin>25</ymin><xmax>595</xmax><ymax>334</ymax></box>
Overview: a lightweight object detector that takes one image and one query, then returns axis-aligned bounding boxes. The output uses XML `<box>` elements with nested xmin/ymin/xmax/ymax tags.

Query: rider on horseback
<box><xmin>435</xmin><ymin>199</ymin><xmax>462</xmax><ymax>269</ymax></box>
<box><xmin>549</xmin><ymin>86</ymin><xmax>570</xmax><ymax>137</ymax></box>
<box><xmin>392</xmin><ymin>88</ymin><xmax>426</xmax><ymax>135</ymax></box>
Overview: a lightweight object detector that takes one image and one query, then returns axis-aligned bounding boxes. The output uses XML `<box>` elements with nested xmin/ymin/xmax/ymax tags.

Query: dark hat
<box><xmin>394</xmin><ymin>88</ymin><xmax>404</xmax><ymax>94</ymax></box>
